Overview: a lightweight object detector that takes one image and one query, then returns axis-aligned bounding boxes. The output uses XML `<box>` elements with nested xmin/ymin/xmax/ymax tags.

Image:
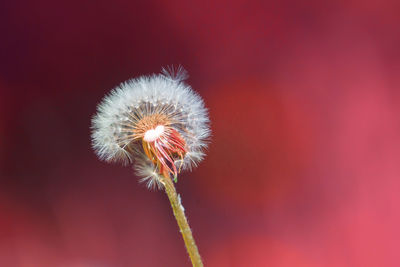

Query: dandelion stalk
<box><xmin>91</xmin><ymin>66</ymin><xmax>210</xmax><ymax>266</ymax></box>
<box><xmin>159</xmin><ymin>174</ymin><xmax>203</xmax><ymax>267</ymax></box>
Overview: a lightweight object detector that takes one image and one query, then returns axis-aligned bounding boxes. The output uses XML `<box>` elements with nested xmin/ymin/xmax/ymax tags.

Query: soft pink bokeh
<box><xmin>1</xmin><ymin>0</ymin><xmax>399</xmax><ymax>266</ymax></box>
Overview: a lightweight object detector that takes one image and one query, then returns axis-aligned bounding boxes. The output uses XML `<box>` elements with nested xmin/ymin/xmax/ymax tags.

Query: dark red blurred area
<box><xmin>1</xmin><ymin>0</ymin><xmax>400</xmax><ymax>266</ymax></box>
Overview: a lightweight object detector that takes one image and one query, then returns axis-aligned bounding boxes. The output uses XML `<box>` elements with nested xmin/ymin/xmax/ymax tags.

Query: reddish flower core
<box><xmin>142</xmin><ymin>126</ymin><xmax>187</xmax><ymax>179</ymax></box>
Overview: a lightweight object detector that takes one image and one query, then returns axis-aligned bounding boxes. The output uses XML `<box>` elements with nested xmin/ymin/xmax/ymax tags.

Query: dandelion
<box><xmin>91</xmin><ymin>66</ymin><xmax>210</xmax><ymax>267</ymax></box>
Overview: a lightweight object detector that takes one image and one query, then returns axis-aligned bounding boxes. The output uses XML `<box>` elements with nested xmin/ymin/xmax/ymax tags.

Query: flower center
<box><xmin>141</xmin><ymin>124</ymin><xmax>187</xmax><ymax>179</ymax></box>
<box><xmin>143</xmin><ymin>125</ymin><xmax>165</xmax><ymax>142</ymax></box>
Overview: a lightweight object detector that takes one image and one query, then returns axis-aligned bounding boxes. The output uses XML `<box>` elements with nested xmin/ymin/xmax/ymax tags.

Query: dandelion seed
<box><xmin>91</xmin><ymin>67</ymin><xmax>209</xmax><ymax>267</ymax></box>
<box><xmin>91</xmin><ymin>66</ymin><xmax>210</xmax><ymax>188</ymax></box>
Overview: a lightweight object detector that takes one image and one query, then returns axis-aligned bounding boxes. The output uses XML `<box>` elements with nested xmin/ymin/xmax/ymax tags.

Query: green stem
<box><xmin>159</xmin><ymin>175</ymin><xmax>203</xmax><ymax>267</ymax></box>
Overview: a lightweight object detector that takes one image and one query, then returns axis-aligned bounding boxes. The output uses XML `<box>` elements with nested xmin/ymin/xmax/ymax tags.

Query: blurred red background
<box><xmin>1</xmin><ymin>0</ymin><xmax>400</xmax><ymax>266</ymax></box>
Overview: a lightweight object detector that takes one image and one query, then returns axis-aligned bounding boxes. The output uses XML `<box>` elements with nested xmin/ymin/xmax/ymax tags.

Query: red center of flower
<box><xmin>142</xmin><ymin>126</ymin><xmax>187</xmax><ymax>179</ymax></box>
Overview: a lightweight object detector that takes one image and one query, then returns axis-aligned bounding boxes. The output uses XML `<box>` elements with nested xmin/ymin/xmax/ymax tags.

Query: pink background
<box><xmin>1</xmin><ymin>0</ymin><xmax>400</xmax><ymax>266</ymax></box>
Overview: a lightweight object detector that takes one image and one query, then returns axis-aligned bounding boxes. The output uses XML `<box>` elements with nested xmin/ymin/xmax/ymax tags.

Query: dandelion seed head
<box><xmin>91</xmin><ymin>67</ymin><xmax>210</xmax><ymax>187</ymax></box>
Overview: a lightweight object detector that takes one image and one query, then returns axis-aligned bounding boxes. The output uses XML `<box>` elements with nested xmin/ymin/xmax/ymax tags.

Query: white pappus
<box><xmin>91</xmin><ymin>66</ymin><xmax>211</xmax><ymax>189</ymax></box>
